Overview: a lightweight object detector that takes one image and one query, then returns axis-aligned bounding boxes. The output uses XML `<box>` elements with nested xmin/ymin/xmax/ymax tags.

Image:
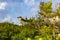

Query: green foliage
<box><xmin>56</xmin><ymin>5</ymin><xmax>60</xmax><ymax>16</ymax></box>
<box><xmin>0</xmin><ymin>1</ymin><xmax>60</xmax><ymax>40</ymax></box>
<box><xmin>0</xmin><ymin>21</ymin><xmax>53</xmax><ymax>40</ymax></box>
<box><xmin>40</xmin><ymin>1</ymin><xmax>52</xmax><ymax>13</ymax></box>
<box><xmin>39</xmin><ymin>1</ymin><xmax>52</xmax><ymax>18</ymax></box>
<box><xmin>0</xmin><ymin>21</ymin><xmax>54</xmax><ymax>40</ymax></box>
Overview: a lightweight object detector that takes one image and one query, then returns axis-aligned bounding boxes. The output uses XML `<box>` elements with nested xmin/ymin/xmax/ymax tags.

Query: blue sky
<box><xmin>0</xmin><ymin>0</ymin><xmax>60</xmax><ymax>24</ymax></box>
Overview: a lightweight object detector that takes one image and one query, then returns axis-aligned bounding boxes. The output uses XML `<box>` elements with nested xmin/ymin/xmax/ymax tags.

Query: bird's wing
<box><xmin>21</xmin><ymin>18</ymin><xmax>26</xmax><ymax>21</ymax></box>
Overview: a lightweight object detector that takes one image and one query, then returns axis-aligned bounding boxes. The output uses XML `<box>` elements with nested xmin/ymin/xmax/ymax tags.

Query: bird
<box><xmin>17</xmin><ymin>16</ymin><xmax>28</xmax><ymax>25</ymax></box>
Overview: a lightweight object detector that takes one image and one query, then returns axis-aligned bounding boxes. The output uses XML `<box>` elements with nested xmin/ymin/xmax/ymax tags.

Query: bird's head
<box><xmin>17</xmin><ymin>16</ymin><xmax>22</xmax><ymax>18</ymax></box>
<box><xmin>17</xmin><ymin>16</ymin><xmax>22</xmax><ymax>21</ymax></box>
<box><xmin>17</xmin><ymin>16</ymin><xmax>27</xmax><ymax>24</ymax></box>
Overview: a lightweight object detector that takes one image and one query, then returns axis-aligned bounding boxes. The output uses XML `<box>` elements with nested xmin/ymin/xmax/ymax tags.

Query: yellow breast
<box><xmin>18</xmin><ymin>18</ymin><xmax>25</xmax><ymax>22</ymax></box>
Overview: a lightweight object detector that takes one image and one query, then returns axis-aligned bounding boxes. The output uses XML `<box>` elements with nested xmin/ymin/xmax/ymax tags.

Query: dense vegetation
<box><xmin>0</xmin><ymin>1</ymin><xmax>60</xmax><ymax>40</ymax></box>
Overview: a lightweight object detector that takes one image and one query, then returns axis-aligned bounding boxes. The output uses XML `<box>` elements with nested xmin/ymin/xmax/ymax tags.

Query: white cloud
<box><xmin>24</xmin><ymin>0</ymin><xmax>39</xmax><ymax>17</ymax></box>
<box><xmin>30</xmin><ymin>7</ymin><xmax>38</xmax><ymax>16</ymax></box>
<box><xmin>24</xmin><ymin>0</ymin><xmax>35</xmax><ymax>6</ymax></box>
<box><xmin>0</xmin><ymin>2</ymin><xmax>7</xmax><ymax>10</ymax></box>
<box><xmin>1</xmin><ymin>14</ymin><xmax>20</xmax><ymax>25</ymax></box>
<box><xmin>2</xmin><ymin>14</ymin><xmax>11</xmax><ymax>22</ymax></box>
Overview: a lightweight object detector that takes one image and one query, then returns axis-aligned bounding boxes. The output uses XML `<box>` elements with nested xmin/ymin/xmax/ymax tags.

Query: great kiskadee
<box><xmin>17</xmin><ymin>16</ymin><xmax>27</xmax><ymax>24</ymax></box>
